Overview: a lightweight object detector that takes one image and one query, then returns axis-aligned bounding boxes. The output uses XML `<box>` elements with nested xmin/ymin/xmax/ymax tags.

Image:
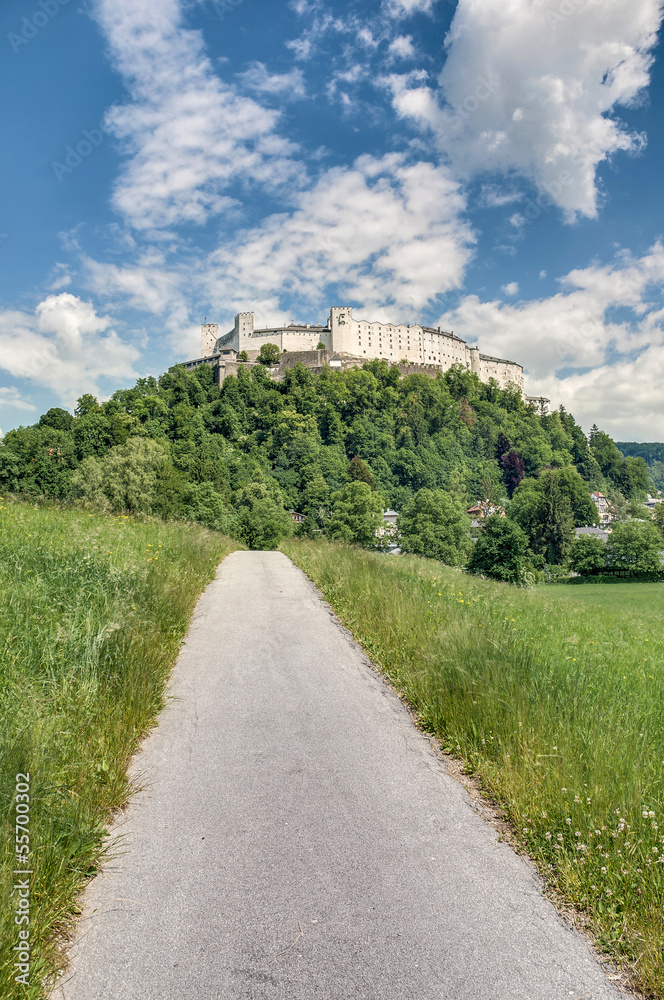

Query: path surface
<box><xmin>55</xmin><ymin>551</ymin><xmax>621</xmax><ymax>1000</ymax></box>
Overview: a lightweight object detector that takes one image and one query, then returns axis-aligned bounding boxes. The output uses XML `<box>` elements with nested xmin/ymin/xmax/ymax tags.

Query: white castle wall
<box><xmin>200</xmin><ymin>306</ymin><xmax>524</xmax><ymax>392</ymax></box>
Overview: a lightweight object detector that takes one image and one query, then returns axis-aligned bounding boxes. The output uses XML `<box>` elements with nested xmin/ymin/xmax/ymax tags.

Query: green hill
<box><xmin>0</xmin><ymin>361</ymin><xmax>653</xmax><ymax>553</ymax></box>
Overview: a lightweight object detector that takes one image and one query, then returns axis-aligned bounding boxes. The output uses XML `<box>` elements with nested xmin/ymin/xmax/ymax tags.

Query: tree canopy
<box><xmin>0</xmin><ymin>359</ymin><xmax>648</xmax><ymax>566</ymax></box>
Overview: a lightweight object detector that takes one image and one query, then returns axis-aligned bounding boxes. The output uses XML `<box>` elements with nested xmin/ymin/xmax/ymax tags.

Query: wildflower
<box><xmin>575</xmin><ymin>831</ymin><xmax>581</xmax><ymax>838</ymax></box>
<box><xmin>565</xmin><ymin>818</ymin><xmax>572</xmax><ymax>825</ymax></box>
<box><xmin>601</xmin><ymin>866</ymin><xmax>607</xmax><ymax>873</ymax></box>
<box><xmin>557</xmin><ymin>834</ymin><xmax>563</xmax><ymax>841</ymax></box>
<box><xmin>545</xmin><ymin>832</ymin><xmax>552</xmax><ymax>840</ymax></box>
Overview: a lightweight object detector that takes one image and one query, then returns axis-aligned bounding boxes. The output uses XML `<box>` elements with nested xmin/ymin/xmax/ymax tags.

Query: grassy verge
<box><xmin>283</xmin><ymin>538</ymin><xmax>664</xmax><ymax>997</ymax></box>
<box><xmin>0</xmin><ymin>499</ymin><xmax>240</xmax><ymax>999</ymax></box>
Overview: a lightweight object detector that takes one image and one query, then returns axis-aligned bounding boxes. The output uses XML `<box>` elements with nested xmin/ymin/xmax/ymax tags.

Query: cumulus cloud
<box><xmin>204</xmin><ymin>154</ymin><xmax>475</xmax><ymax>320</ymax></box>
<box><xmin>388</xmin><ymin>35</ymin><xmax>416</xmax><ymax>60</ymax></box>
<box><xmin>93</xmin><ymin>0</ymin><xmax>303</xmax><ymax>230</ymax></box>
<box><xmin>501</xmin><ymin>281</ymin><xmax>519</xmax><ymax>297</ymax></box>
<box><xmin>0</xmin><ymin>295</ymin><xmax>140</xmax><ymax>407</ymax></box>
<box><xmin>436</xmin><ymin>244</ymin><xmax>664</xmax><ymax>437</ymax></box>
<box><xmin>391</xmin><ymin>0</ymin><xmax>663</xmax><ymax>220</ymax></box>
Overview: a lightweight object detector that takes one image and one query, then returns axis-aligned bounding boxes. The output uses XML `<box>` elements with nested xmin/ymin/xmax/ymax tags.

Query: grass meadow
<box><xmin>283</xmin><ymin>538</ymin><xmax>664</xmax><ymax>997</ymax></box>
<box><xmin>0</xmin><ymin>499</ymin><xmax>239</xmax><ymax>999</ymax></box>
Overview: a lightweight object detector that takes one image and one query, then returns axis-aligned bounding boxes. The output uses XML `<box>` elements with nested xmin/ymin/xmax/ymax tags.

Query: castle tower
<box><xmin>329</xmin><ymin>307</ymin><xmax>354</xmax><ymax>354</ymax></box>
<box><xmin>201</xmin><ymin>323</ymin><xmax>219</xmax><ymax>358</ymax></box>
<box><xmin>469</xmin><ymin>346</ymin><xmax>481</xmax><ymax>374</ymax></box>
<box><xmin>235</xmin><ymin>312</ymin><xmax>255</xmax><ymax>350</ymax></box>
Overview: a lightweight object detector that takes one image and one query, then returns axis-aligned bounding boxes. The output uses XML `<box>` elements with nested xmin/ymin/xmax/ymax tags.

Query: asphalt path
<box><xmin>55</xmin><ymin>551</ymin><xmax>622</xmax><ymax>1000</ymax></box>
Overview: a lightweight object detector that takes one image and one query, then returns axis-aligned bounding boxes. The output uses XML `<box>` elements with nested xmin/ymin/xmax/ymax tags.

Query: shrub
<box><xmin>398</xmin><ymin>488</ymin><xmax>471</xmax><ymax>566</ymax></box>
<box><xmin>467</xmin><ymin>515</ymin><xmax>528</xmax><ymax>584</ymax></box>
<box><xmin>569</xmin><ymin>534</ymin><xmax>606</xmax><ymax>576</ymax></box>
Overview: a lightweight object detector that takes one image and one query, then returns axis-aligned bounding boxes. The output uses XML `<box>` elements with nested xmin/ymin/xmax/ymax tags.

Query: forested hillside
<box><xmin>0</xmin><ymin>360</ymin><xmax>654</xmax><ymax>562</ymax></box>
<box><xmin>617</xmin><ymin>441</ymin><xmax>664</xmax><ymax>491</ymax></box>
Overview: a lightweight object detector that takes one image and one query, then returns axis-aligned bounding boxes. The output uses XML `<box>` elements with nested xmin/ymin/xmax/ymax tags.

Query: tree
<box><xmin>509</xmin><ymin>471</ymin><xmax>575</xmax><ymax>563</ymax></box>
<box><xmin>178</xmin><ymin>482</ymin><xmax>237</xmax><ymax>534</ymax></box>
<box><xmin>39</xmin><ymin>407</ymin><xmax>74</xmax><ymax>432</ymax></box>
<box><xmin>605</xmin><ymin>521</ymin><xmax>663</xmax><ymax>575</ymax></box>
<box><xmin>101</xmin><ymin>437</ymin><xmax>170</xmax><ymax>514</ymax></box>
<box><xmin>556</xmin><ymin>466</ymin><xmax>597</xmax><ymax>526</ymax></box>
<box><xmin>397</xmin><ymin>489</ymin><xmax>471</xmax><ymax>565</ymax></box>
<box><xmin>348</xmin><ymin>455</ymin><xmax>377</xmax><ymax>490</ymax></box>
<box><xmin>316</xmin><ymin>342</ymin><xmax>326</xmax><ymax>350</ymax></box>
<box><xmin>75</xmin><ymin>394</ymin><xmax>101</xmax><ymax>418</ymax></box>
<box><xmin>654</xmin><ymin>503</ymin><xmax>664</xmax><ymax>539</ymax></box>
<box><xmin>617</xmin><ymin>455</ymin><xmax>651</xmax><ymax>499</ymax></box>
<box><xmin>589</xmin><ymin>426</ymin><xmax>623</xmax><ymax>478</ymax></box>
<box><xmin>238</xmin><ymin>351</ymin><xmax>248</xmax><ymax>362</ymax></box>
<box><xmin>532</xmin><ymin>471</ymin><xmax>575</xmax><ymax>564</ymax></box>
<box><xmin>500</xmin><ymin>449</ymin><xmax>525</xmax><ymax>498</ymax></box>
<box><xmin>234</xmin><ymin>482</ymin><xmax>293</xmax><ymax>549</ymax></box>
<box><xmin>326</xmin><ymin>481</ymin><xmax>384</xmax><ymax>546</ymax></box>
<box><xmin>467</xmin><ymin>515</ymin><xmax>529</xmax><ymax>585</ymax></box>
<box><xmin>257</xmin><ymin>343</ymin><xmax>281</xmax><ymax>366</ymax></box>
<box><xmin>569</xmin><ymin>535</ymin><xmax>606</xmax><ymax>576</ymax></box>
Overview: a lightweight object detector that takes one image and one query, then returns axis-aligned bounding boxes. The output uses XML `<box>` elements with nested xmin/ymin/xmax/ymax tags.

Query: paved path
<box><xmin>55</xmin><ymin>551</ymin><xmax>621</xmax><ymax>1000</ymax></box>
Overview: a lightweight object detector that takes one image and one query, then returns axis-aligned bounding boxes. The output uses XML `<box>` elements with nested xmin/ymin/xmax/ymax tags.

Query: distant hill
<box><xmin>617</xmin><ymin>443</ymin><xmax>664</xmax><ymax>492</ymax></box>
<box><xmin>616</xmin><ymin>442</ymin><xmax>664</xmax><ymax>465</ymax></box>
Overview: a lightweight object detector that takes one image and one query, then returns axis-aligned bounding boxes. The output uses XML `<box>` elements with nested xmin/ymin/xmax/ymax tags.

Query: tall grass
<box><xmin>283</xmin><ymin>538</ymin><xmax>664</xmax><ymax>997</ymax></box>
<box><xmin>0</xmin><ymin>499</ymin><xmax>239</xmax><ymax>999</ymax></box>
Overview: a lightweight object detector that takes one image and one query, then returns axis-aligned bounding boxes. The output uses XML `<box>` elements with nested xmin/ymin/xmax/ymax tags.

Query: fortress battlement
<box><xmin>195</xmin><ymin>307</ymin><xmax>525</xmax><ymax>393</ymax></box>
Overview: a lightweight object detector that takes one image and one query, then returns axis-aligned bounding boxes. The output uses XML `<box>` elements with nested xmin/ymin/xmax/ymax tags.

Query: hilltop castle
<box><xmin>189</xmin><ymin>307</ymin><xmax>525</xmax><ymax>392</ymax></box>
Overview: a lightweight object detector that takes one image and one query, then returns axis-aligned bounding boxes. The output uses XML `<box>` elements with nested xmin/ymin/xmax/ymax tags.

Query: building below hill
<box><xmin>194</xmin><ymin>307</ymin><xmax>525</xmax><ymax>392</ymax></box>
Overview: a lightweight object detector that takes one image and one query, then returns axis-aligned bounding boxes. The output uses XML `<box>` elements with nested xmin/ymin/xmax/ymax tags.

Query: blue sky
<box><xmin>1</xmin><ymin>0</ymin><xmax>664</xmax><ymax>440</ymax></box>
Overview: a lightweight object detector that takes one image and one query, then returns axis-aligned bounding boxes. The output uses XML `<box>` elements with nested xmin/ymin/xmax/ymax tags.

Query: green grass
<box><xmin>283</xmin><ymin>538</ymin><xmax>664</xmax><ymax>997</ymax></box>
<box><xmin>547</xmin><ymin>581</ymin><xmax>664</xmax><ymax>618</ymax></box>
<box><xmin>0</xmin><ymin>499</ymin><xmax>240</xmax><ymax>999</ymax></box>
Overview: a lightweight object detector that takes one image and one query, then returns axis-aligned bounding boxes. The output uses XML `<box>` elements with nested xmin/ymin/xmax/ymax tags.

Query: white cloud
<box><xmin>204</xmin><ymin>154</ymin><xmax>475</xmax><ymax>318</ymax></box>
<box><xmin>93</xmin><ymin>0</ymin><xmax>303</xmax><ymax>230</ymax></box>
<box><xmin>384</xmin><ymin>0</ymin><xmax>436</xmax><ymax>18</ymax></box>
<box><xmin>0</xmin><ymin>295</ymin><xmax>140</xmax><ymax>407</ymax></box>
<box><xmin>477</xmin><ymin>184</ymin><xmax>523</xmax><ymax>209</ymax></box>
<box><xmin>388</xmin><ymin>35</ymin><xmax>416</xmax><ymax>60</ymax></box>
<box><xmin>501</xmin><ymin>282</ymin><xmax>519</xmax><ymax>297</ymax></box>
<box><xmin>237</xmin><ymin>62</ymin><xmax>307</xmax><ymax>98</ymax></box>
<box><xmin>391</xmin><ymin>0</ymin><xmax>664</xmax><ymax>220</ymax></box>
<box><xmin>0</xmin><ymin>387</ymin><xmax>36</xmax><ymax>413</ymax></box>
<box><xmin>437</xmin><ymin>244</ymin><xmax>664</xmax><ymax>438</ymax></box>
